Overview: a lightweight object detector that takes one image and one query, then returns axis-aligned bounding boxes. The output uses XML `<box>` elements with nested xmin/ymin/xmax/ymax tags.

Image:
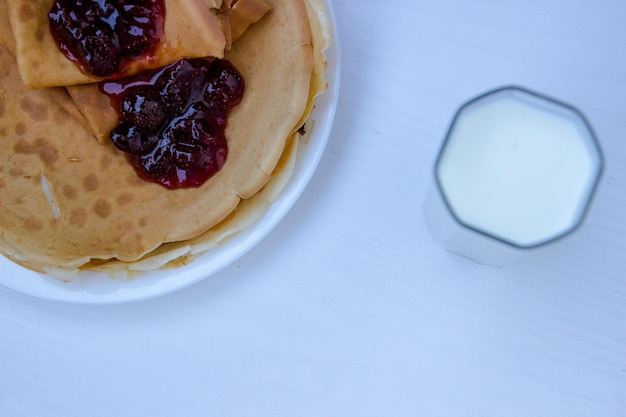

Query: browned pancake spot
<box><xmin>93</xmin><ymin>199</ymin><xmax>112</xmax><ymax>218</ymax></box>
<box><xmin>18</xmin><ymin>4</ymin><xmax>35</xmax><ymax>21</ymax></box>
<box><xmin>63</xmin><ymin>185</ymin><xmax>78</xmax><ymax>199</ymax></box>
<box><xmin>0</xmin><ymin>127</ymin><xmax>6</xmax><ymax>137</ymax></box>
<box><xmin>20</xmin><ymin>97</ymin><xmax>49</xmax><ymax>121</ymax></box>
<box><xmin>116</xmin><ymin>193</ymin><xmax>134</xmax><ymax>206</ymax></box>
<box><xmin>69</xmin><ymin>208</ymin><xmax>87</xmax><ymax>228</ymax></box>
<box><xmin>139</xmin><ymin>217</ymin><xmax>148</xmax><ymax>227</ymax></box>
<box><xmin>14</xmin><ymin>138</ymin><xmax>60</xmax><ymax>166</ymax></box>
<box><xmin>23</xmin><ymin>216</ymin><xmax>43</xmax><ymax>231</ymax></box>
<box><xmin>14</xmin><ymin>122</ymin><xmax>27</xmax><ymax>136</ymax></box>
<box><xmin>83</xmin><ymin>173</ymin><xmax>99</xmax><ymax>192</ymax></box>
<box><xmin>0</xmin><ymin>100</ymin><xmax>5</xmax><ymax>117</ymax></box>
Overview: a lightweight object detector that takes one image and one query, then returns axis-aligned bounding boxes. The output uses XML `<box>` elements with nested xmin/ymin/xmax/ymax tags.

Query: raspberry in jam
<box><xmin>101</xmin><ymin>58</ymin><xmax>245</xmax><ymax>189</ymax></box>
<box><xmin>48</xmin><ymin>0</ymin><xmax>165</xmax><ymax>77</ymax></box>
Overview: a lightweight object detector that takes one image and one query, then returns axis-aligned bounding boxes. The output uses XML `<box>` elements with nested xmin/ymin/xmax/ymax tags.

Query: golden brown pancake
<box><xmin>0</xmin><ymin>0</ymin><xmax>331</xmax><ymax>276</ymax></box>
<box><xmin>7</xmin><ymin>0</ymin><xmax>229</xmax><ymax>89</ymax></box>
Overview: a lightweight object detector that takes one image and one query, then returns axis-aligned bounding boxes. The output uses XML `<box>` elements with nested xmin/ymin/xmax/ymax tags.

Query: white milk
<box><xmin>425</xmin><ymin>87</ymin><xmax>602</xmax><ymax>265</ymax></box>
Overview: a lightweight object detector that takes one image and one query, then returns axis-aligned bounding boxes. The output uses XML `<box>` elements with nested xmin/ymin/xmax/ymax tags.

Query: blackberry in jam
<box><xmin>101</xmin><ymin>58</ymin><xmax>245</xmax><ymax>189</ymax></box>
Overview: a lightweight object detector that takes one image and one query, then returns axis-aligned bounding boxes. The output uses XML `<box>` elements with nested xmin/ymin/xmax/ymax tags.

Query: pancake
<box><xmin>0</xmin><ymin>0</ymin><xmax>331</xmax><ymax>276</ymax></box>
<box><xmin>6</xmin><ymin>0</ymin><xmax>229</xmax><ymax>89</ymax></box>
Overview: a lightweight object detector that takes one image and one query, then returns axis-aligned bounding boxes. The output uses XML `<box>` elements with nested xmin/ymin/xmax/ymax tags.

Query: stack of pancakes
<box><xmin>0</xmin><ymin>0</ymin><xmax>330</xmax><ymax>277</ymax></box>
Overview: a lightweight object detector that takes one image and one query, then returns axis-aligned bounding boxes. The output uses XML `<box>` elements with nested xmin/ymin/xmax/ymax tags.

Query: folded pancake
<box><xmin>0</xmin><ymin>0</ymin><xmax>331</xmax><ymax>275</ymax></box>
<box><xmin>5</xmin><ymin>0</ymin><xmax>266</xmax><ymax>89</ymax></box>
<box><xmin>225</xmin><ymin>0</ymin><xmax>272</xmax><ymax>42</ymax></box>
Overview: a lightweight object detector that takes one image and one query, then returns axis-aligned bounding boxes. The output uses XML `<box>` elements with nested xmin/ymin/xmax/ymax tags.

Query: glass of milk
<box><xmin>423</xmin><ymin>86</ymin><xmax>603</xmax><ymax>266</ymax></box>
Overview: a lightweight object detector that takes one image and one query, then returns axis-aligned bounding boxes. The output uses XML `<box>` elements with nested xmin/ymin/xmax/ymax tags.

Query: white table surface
<box><xmin>2</xmin><ymin>1</ymin><xmax>626</xmax><ymax>416</ymax></box>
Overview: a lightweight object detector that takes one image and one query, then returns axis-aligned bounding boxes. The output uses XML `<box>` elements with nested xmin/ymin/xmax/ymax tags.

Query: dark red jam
<box><xmin>101</xmin><ymin>58</ymin><xmax>245</xmax><ymax>189</ymax></box>
<box><xmin>48</xmin><ymin>0</ymin><xmax>165</xmax><ymax>77</ymax></box>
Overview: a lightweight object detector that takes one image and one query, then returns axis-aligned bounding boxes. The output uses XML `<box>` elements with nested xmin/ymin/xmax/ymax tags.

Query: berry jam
<box><xmin>101</xmin><ymin>58</ymin><xmax>245</xmax><ymax>189</ymax></box>
<box><xmin>48</xmin><ymin>0</ymin><xmax>165</xmax><ymax>77</ymax></box>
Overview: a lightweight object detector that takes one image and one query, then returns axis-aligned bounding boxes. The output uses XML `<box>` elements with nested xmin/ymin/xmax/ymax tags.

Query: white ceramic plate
<box><xmin>0</xmin><ymin>1</ymin><xmax>340</xmax><ymax>304</ymax></box>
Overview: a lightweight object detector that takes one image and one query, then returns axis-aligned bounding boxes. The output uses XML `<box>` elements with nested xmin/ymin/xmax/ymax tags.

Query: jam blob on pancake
<box><xmin>101</xmin><ymin>58</ymin><xmax>245</xmax><ymax>189</ymax></box>
<box><xmin>48</xmin><ymin>0</ymin><xmax>165</xmax><ymax>77</ymax></box>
